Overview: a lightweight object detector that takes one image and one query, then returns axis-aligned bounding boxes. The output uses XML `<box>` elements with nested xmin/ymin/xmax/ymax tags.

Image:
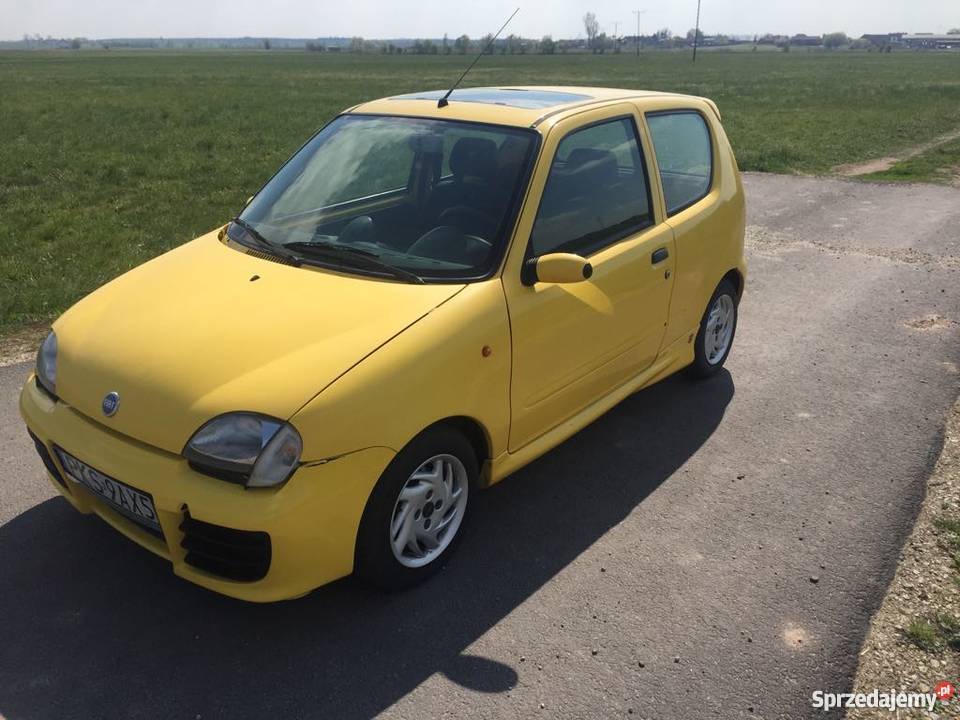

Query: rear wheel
<box><xmin>355</xmin><ymin>427</ymin><xmax>476</xmax><ymax>590</ymax></box>
<box><xmin>687</xmin><ymin>278</ymin><xmax>738</xmax><ymax>379</ymax></box>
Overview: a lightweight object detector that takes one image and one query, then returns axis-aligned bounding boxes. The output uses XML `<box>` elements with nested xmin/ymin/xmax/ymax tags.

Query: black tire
<box><xmin>686</xmin><ymin>278</ymin><xmax>739</xmax><ymax>379</ymax></box>
<box><xmin>354</xmin><ymin>426</ymin><xmax>477</xmax><ymax>591</ymax></box>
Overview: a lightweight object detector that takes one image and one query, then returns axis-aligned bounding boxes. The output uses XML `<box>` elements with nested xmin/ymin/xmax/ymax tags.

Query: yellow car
<box><xmin>20</xmin><ymin>86</ymin><xmax>745</xmax><ymax>601</ymax></box>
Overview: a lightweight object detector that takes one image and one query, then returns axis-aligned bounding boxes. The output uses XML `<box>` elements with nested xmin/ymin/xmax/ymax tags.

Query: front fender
<box><xmin>292</xmin><ymin>280</ymin><xmax>512</xmax><ymax>463</ymax></box>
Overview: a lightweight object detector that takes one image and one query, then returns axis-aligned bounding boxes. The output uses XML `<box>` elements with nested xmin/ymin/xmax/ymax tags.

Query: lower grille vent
<box><xmin>180</xmin><ymin>510</ymin><xmax>271</xmax><ymax>582</ymax></box>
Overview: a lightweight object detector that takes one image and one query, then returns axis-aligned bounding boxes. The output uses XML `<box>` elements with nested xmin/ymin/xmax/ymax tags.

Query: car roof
<box><xmin>348</xmin><ymin>85</ymin><xmax>708</xmax><ymax>130</ymax></box>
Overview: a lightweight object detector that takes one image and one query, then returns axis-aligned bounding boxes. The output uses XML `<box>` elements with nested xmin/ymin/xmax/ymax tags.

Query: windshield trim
<box><xmin>238</xmin><ymin>112</ymin><xmax>543</xmax><ymax>285</ymax></box>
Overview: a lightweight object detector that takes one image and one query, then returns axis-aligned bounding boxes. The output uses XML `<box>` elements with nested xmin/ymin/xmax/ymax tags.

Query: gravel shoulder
<box><xmin>0</xmin><ymin>323</ymin><xmax>47</xmax><ymax>368</ymax></box>
<box><xmin>848</xmin><ymin>401</ymin><xmax>960</xmax><ymax>719</ymax></box>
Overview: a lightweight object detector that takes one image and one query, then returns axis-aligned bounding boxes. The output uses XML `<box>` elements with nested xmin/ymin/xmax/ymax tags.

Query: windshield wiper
<box><xmin>230</xmin><ymin>218</ymin><xmax>301</xmax><ymax>265</ymax></box>
<box><xmin>283</xmin><ymin>241</ymin><xmax>425</xmax><ymax>284</ymax></box>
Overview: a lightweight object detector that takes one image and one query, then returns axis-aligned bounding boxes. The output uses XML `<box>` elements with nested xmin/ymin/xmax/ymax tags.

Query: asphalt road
<box><xmin>1</xmin><ymin>174</ymin><xmax>959</xmax><ymax>720</ymax></box>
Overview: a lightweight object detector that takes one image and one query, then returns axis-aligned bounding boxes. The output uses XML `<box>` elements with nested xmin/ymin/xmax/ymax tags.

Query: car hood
<box><xmin>53</xmin><ymin>231</ymin><xmax>464</xmax><ymax>455</ymax></box>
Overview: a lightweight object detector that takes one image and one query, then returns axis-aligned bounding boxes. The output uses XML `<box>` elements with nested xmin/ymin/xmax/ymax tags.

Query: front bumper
<box><xmin>19</xmin><ymin>376</ymin><xmax>394</xmax><ymax>602</ymax></box>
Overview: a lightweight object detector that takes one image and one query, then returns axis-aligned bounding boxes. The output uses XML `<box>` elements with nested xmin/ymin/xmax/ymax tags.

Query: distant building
<box><xmin>901</xmin><ymin>33</ymin><xmax>960</xmax><ymax>49</ymax></box>
<box><xmin>861</xmin><ymin>33</ymin><xmax>905</xmax><ymax>46</ymax></box>
<box><xmin>790</xmin><ymin>34</ymin><xmax>822</xmax><ymax>46</ymax></box>
<box><xmin>756</xmin><ymin>34</ymin><xmax>787</xmax><ymax>45</ymax></box>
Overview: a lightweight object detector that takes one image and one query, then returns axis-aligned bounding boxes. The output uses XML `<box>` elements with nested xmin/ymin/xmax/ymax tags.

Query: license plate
<box><xmin>53</xmin><ymin>446</ymin><xmax>163</xmax><ymax>535</ymax></box>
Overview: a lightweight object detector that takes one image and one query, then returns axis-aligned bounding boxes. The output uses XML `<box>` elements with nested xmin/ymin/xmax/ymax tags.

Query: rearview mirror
<box><xmin>522</xmin><ymin>253</ymin><xmax>593</xmax><ymax>286</ymax></box>
<box><xmin>408</xmin><ymin>133</ymin><xmax>443</xmax><ymax>154</ymax></box>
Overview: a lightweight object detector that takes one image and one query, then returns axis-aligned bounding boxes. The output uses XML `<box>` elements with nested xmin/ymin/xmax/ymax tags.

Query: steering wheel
<box><xmin>407</xmin><ymin>226</ymin><xmax>491</xmax><ymax>266</ymax></box>
<box><xmin>338</xmin><ymin>215</ymin><xmax>376</xmax><ymax>244</ymax></box>
<box><xmin>437</xmin><ymin>206</ymin><xmax>498</xmax><ymax>240</ymax></box>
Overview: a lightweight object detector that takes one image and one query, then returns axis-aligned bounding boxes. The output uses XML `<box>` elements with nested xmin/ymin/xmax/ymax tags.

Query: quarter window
<box><xmin>646</xmin><ymin>111</ymin><xmax>713</xmax><ymax>215</ymax></box>
<box><xmin>529</xmin><ymin>117</ymin><xmax>653</xmax><ymax>257</ymax></box>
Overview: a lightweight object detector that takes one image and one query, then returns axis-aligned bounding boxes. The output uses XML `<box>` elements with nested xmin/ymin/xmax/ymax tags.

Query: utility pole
<box><xmin>692</xmin><ymin>0</ymin><xmax>702</xmax><ymax>63</ymax></box>
<box><xmin>632</xmin><ymin>9</ymin><xmax>646</xmax><ymax>57</ymax></box>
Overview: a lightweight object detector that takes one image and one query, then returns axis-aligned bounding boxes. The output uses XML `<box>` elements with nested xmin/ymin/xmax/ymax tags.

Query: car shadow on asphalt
<box><xmin>0</xmin><ymin>371</ymin><xmax>733</xmax><ymax>719</ymax></box>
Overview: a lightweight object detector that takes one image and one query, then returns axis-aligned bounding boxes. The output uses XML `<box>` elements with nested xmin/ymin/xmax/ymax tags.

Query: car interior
<box><xmin>658</xmin><ymin>170</ymin><xmax>712</xmax><ymax>214</ymax></box>
<box><xmin>530</xmin><ymin>146</ymin><xmax>653</xmax><ymax>257</ymax></box>
<box><xmin>241</xmin><ymin>112</ymin><xmax>714</xmax><ymax>278</ymax></box>
<box><xmin>297</xmin><ymin>132</ymin><xmax>535</xmax><ymax>274</ymax></box>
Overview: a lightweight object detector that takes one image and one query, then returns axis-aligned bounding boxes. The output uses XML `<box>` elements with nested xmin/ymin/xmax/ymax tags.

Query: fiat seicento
<box><xmin>21</xmin><ymin>86</ymin><xmax>745</xmax><ymax>601</ymax></box>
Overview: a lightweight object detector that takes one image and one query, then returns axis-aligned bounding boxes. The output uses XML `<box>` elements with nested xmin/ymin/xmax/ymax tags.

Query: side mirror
<box><xmin>522</xmin><ymin>253</ymin><xmax>593</xmax><ymax>286</ymax></box>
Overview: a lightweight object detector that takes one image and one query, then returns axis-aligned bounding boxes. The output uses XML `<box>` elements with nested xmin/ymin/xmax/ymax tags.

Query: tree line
<box><xmin>305</xmin><ymin>34</ymin><xmax>562</xmax><ymax>55</ymax></box>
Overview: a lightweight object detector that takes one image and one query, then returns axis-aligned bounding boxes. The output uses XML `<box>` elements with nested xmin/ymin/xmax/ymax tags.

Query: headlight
<box><xmin>184</xmin><ymin>413</ymin><xmax>302</xmax><ymax>488</ymax></box>
<box><xmin>36</xmin><ymin>330</ymin><xmax>57</xmax><ymax>396</ymax></box>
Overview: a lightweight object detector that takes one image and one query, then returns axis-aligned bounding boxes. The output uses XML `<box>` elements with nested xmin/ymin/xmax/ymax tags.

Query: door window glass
<box><xmin>529</xmin><ymin>117</ymin><xmax>653</xmax><ymax>257</ymax></box>
<box><xmin>646</xmin><ymin>111</ymin><xmax>713</xmax><ymax>215</ymax></box>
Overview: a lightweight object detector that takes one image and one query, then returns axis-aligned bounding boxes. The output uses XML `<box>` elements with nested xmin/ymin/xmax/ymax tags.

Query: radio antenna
<box><xmin>437</xmin><ymin>7</ymin><xmax>520</xmax><ymax>108</ymax></box>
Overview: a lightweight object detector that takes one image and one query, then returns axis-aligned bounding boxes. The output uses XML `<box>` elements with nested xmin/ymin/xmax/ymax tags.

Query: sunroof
<box><xmin>391</xmin><ymin>88</ymin><xmax>593</xmax><ymax>109</ymax></box>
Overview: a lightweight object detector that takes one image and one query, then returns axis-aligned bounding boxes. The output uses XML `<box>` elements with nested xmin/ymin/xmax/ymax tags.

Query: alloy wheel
<box><xmin>704</xmin><ymin>294</ymin><xmax>735</xmax><ymax>365</ymax></box>
<box><xmin>389</xmin><ymin>453</ymin><xmax>469</xmax><ymax>568</ymax></box>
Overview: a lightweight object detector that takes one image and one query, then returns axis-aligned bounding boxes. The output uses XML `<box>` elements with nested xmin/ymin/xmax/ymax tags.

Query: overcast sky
<box><xmin>3</xmin><ymin>0</ymin><xmax>957</xmax><ymax>41</ymax></box>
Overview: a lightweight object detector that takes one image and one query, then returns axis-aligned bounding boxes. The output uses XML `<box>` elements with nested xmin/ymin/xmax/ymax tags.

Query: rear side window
<box><xmin>529</xmin><ymin>117</ymin><xmax>653</xmax><ymax>257</ymax></box>
<box><xmin>646</xmin><ymin>111</ymin><xmax>713</xmax><ymax>215</ymax></box>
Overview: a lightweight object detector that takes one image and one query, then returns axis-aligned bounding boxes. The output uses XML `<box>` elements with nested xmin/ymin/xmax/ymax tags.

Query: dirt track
<box><xmin>833</xmin><ymin>127</ymin><xmax>960</xmax><ymax>178</ymax></box>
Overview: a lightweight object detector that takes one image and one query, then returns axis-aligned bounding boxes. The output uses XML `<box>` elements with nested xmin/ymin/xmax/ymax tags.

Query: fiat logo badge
<box><xmin>102</xmin><ymin>392</ymin><xmax>120</xmax><ymax>417</ymax></box>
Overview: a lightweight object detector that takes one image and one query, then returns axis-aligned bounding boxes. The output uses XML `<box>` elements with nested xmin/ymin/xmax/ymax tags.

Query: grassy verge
<box><xmin>1</xmin><ymin>50</ymin><xmax>959</xmax><ymax>336</ymax></box>
<box><xmin>862</xmin><ymin>138</ymin><xmax>960</xmax><ymax>185</ymax></box>
<box><xmin>905</xmin><ymin>611</ymin><xmax>960</xmax><ymax>653</ymax></box>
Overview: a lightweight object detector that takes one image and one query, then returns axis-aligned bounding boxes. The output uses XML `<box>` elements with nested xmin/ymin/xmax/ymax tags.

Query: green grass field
<box><xmin>1</xmin><ymin>50</ymin><xmax>959</xmax><ymax>337</ymax></box>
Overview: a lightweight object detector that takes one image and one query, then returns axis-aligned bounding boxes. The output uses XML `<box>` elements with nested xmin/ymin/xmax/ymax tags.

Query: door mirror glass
<box><xmin>523</xmin><ymin>253</ymin><xmax>593</xmax><ymax>286</ymax></box>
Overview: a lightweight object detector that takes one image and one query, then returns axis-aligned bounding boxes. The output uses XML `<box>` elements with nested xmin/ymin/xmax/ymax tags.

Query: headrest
<box><xmin>450</xmin><ymin>137</ymin><xmax>498</xmax><ymax>182</ymax></box>
<box><xmin>496</xmin><ymin>135</ymin><xmax>529</xmax><ymax>183</ymax></box>
<box><xmin>564</xmin><ymin>148</ymin><xmax>619</xmax><ymax>185</ymax></box>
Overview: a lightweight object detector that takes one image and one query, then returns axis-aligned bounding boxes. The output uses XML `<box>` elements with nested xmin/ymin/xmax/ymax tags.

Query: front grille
<box><xmin>179</xmin><ymin>510</ymin><xmax>271</xmax><ymax>582</ymax></box>
<box><xmin>28</xmin><ymin>430</ymin><xmax>67</xmax><ymax>489</ymax></box>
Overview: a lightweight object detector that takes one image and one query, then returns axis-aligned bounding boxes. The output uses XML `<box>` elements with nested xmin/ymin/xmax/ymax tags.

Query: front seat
<box><xmin>530</xmin><ymin>148</ymin><xmax>620</xmax><ymax>252</ymax></box>
<box><xmin>427</xmin><ymin>137</ymin><xmax>498</xmax><ymax>231</ymax></box>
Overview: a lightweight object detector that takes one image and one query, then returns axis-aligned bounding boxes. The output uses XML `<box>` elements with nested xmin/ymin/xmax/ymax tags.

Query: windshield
<box><xmin>237</xmin><ymin>114</ymin><xmax>538</xmax><ymax>282</ymax></box>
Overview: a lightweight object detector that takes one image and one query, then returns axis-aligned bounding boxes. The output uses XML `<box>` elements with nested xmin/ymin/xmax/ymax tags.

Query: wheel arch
<box><xmin>721</xmin><ymin>268</ymin><xmax>744</xmax><ymax>302</ymax></box>
<box><xmin>422</xmin><ymin>415</ymin><xmax>492</xmax><ymax>486</ymax></box>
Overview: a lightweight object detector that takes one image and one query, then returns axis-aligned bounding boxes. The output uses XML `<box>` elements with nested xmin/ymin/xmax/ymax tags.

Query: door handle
<box><xmin>651</xmin><ymin>247</ymin><xmax>669</xmax><ymax>264</ymax></box>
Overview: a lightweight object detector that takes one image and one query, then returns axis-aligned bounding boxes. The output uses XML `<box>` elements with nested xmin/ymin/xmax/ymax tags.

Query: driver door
<box><xmin>503</xmin><ymin>105</ymin><xmax>676</xmax><ymax>451</ymax></box>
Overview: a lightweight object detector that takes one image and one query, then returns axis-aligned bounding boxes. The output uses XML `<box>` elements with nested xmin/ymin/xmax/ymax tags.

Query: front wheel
<box><xmin>354</xmin><ymin>427</ymin><xmax>476</xmax><ymax>590</ymax></box>
<box><xmin>687</xmin><ymin>278</ymin><xmax>739</xmax><ymax>379</ymax></box>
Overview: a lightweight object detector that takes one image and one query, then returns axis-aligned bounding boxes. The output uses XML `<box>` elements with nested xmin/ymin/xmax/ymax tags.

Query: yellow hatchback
<box><xmin>21</xmin><ymin>86</ymin><xmax>745</xmax><ymax>601</ymax></box>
